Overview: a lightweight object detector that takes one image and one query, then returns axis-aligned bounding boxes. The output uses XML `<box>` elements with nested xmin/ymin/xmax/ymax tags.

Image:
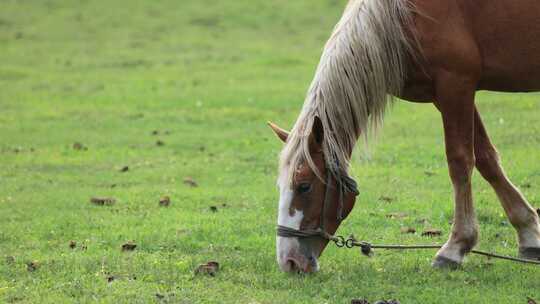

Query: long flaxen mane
<box><xmin>280</xmin><ymin>0</ymin><xmax>416</xmax><ymax>184</ymax></box>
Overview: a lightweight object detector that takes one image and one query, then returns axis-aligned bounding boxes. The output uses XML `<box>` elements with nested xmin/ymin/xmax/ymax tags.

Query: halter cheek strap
<box><xmin>336</xmin><ymin>172</ymin><xmax>359</xmax><ymax>221</ymax></box>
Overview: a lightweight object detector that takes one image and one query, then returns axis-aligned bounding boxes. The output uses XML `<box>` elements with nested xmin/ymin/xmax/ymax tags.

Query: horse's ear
<box><xmin>267</xmin><ymin>121</ymin><xmax>289</xmax><ymax>143</ymax></box>
<box><xmin>309</xmin><ymin>116</ymin><xmax>324</xmax><ymax>152</ymax></box>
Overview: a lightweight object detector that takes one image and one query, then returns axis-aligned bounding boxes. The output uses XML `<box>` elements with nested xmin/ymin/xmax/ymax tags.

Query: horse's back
<box><xmin>412</xmin><ymin>0</ymin><xmax>540</xmax><ymax>93</ymax></box>
<box><xmin>468</xmin><ymin>0</ymin><xmax>540</xmax><ymax>91</ymax></box>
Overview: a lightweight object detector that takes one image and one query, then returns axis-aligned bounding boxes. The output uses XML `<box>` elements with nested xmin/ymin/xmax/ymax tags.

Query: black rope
<box><xmin>276</xmin><ymin>225</ymin><xmax>342</xmax><ymax>242</ymax></box>
<box><xmin>276</xmin><ymin>225</ymin><xmax>325</xmax><ymax>239</ymax></box>
<box><xmin>346</xmin><ymin>239</ymin><xmax>540</xmax><ymax>265</ymax></box>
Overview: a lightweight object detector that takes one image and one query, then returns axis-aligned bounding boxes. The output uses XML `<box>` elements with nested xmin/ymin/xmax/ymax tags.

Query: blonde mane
<box><xmin>280</xmin><ymin>0</ymin><xmax>416</xmax><ymax>183</ymax></box>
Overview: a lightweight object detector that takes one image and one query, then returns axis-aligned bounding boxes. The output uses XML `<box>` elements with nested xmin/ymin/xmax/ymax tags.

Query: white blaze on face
<box><xmin>276</xmin><ymin>176</ymin><xmax>304</xmax><ymax>271</ymax></box>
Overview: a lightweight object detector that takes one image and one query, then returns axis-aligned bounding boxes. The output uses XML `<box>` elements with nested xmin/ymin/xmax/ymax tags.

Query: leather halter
<box><xmin>276</xmin><ymin>167</ymin><xmax>359</xmax><ymax>241</ymax></box>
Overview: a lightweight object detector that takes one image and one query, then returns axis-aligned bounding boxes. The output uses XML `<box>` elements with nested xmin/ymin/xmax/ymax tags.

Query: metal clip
<box><xmin>334</xmin><ymin>235</ymin><xmax>346</xmax><ymax>248</ymax></box>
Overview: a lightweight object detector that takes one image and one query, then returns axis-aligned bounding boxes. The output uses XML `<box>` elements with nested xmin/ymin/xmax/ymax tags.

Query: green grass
<box><xmin>1</xmin><ymin>0</ymin><xmax>540</xmax><ymax>303</ymax></box>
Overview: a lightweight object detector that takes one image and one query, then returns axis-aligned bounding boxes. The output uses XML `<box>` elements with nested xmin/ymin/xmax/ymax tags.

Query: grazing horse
<box><xmin>269</xmin><ymin>0</ymin><xmax>540</xmax><ymax>273</ymax></box>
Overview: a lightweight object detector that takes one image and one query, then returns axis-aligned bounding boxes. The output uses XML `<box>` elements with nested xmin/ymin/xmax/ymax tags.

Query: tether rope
<box><xmin>341</xmin><ymin>239</ymin><xmax>540</xmax><ymax>265</ymax></box>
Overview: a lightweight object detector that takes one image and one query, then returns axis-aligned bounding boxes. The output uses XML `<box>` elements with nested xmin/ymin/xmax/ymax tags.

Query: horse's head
<box><xmin>268</xmin><ymin>118</ymin><xmax>359</xmax><ymax>273</ymax></box>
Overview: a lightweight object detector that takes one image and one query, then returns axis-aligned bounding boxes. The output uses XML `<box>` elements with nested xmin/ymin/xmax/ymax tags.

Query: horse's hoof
<box><xmin>432</xmin><ymin>255</ymin><xmax>461</xmax><ymax>270</ymax></box>
<box><xmin>519</xmin><ymin>247</ymin><xmax>540</xmax><ymax>260</ymax></box>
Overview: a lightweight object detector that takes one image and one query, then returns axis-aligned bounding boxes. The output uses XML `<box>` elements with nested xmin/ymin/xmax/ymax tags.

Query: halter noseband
<box><xmin>276</xmin><ymin>167</ymin><xmax>359</xmax><ymax>242</ymax></box>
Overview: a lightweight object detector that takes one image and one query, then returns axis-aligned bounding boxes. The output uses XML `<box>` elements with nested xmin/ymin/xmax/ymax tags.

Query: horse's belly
<box><xmin>479</xmin><ymin>70</ymin><xmax>540</xmax><ymax>92</ymax></box>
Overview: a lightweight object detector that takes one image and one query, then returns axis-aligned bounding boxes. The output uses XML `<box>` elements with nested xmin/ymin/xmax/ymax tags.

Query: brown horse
<box><xmin>269</xmin><ymin>0</ymin><xmax>540</xmax><ymax>273</ymax></box>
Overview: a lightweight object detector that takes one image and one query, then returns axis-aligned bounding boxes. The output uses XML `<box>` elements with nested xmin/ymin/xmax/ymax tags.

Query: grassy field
<box><xmin>1</xmin><ymin>0</ymin><xmax>540</xmax><ymax>303</ymax></box>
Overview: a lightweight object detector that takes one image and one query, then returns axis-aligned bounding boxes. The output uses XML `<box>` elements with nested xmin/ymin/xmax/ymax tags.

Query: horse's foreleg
<box><xmin>474</xmin><ymin>108</ymin><xmax>540</xmax><ymax>259</ymax></box>
<box><xmin>432</xmin><ymin>72</ymin><xmax>479</xmax><ymax>268</ymax></box>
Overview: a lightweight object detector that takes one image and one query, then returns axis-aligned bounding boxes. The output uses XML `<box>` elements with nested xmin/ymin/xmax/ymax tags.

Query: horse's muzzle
<box><xmin>276</xmin><ymin>236</ymin><xmax>322</xmax><ymax>273</ymax></box>
<box><xmin>279</xmin><ymin>251</ymin><xmax>319</xmax><ymax>273</ymax></box>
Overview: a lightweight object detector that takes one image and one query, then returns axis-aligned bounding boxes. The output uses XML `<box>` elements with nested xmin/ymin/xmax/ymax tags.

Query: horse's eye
<box><xmin>297</xmin><ymin>183</ymin><xmax>312</xmax><ymax>194</ymax></box>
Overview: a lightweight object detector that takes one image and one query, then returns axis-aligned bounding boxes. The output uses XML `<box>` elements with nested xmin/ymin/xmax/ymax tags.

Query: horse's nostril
<box><xmin>286</xmin><ymin>259</ymin><xmax>300</xmax><ymax>271</ymax></box>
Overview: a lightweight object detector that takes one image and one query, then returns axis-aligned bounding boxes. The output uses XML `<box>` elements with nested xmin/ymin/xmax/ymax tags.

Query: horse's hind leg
<box><xmin>432</xmin><ymin>72</ymin><xmax>479</xmax><ymax>268</ymax></box>
<box><xmin>474</xmin><ymin>108</ymin><xmax>540</xmax><ymax>259</ymax></box>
